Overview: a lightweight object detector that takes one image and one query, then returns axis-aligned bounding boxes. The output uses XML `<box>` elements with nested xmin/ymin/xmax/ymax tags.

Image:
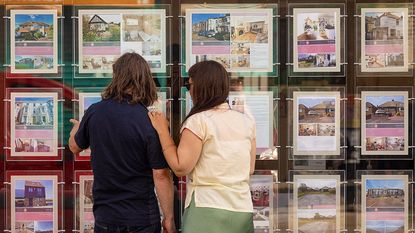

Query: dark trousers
<box><xmin>94</xmin><ymin>221</ymin><xmax>161</xmax><ymax>233</ymax></box>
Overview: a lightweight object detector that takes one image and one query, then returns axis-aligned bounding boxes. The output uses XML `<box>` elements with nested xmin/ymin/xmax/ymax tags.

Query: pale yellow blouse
<box><xmin>180</xmin><ymin>103</ymin><xmax>256</xmax><ymax>212</ymax></box>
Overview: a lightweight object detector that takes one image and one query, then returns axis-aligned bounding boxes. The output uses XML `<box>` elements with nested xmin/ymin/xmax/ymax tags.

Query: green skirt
<box><xmin>182</xmin><ymin>194</ymin><xmax>254</xmax><ymax>233</ymax></box>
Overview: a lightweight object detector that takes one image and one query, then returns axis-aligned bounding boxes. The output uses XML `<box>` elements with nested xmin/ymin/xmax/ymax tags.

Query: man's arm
<box><xmin>69</xmin><ymin>119</ymin><xmax>83</xmax><ymax>154</ymax></box>
<box><xmin>153</xmin><ymin>168</ymin><xmax>176</xmax><ymax>233</ymax></box>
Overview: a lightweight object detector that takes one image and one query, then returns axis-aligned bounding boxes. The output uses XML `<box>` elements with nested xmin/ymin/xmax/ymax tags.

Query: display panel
<box><xmin>361</xmin><ymin>8</ymin><xmax>408</xmax><ymax>73</ymax></box>
<box><xmin>185</xmin><ymin>5</ymin><xmax>274</xmax><ymax>74</ymax></box>
<box><xmin>75</xmin><ymin>172</ymin><xmax>94</xmax><ymax>233</ymax></box>
<box><xmin>361</xmin><ymin>91</ymin><xmax>408</xmax><ymax>156</ymax></box>
<box><xmin>293</xmin><ymin>8</ymin><xmax>341</xmax><ymax>73</ymax></box>
<box><xmin>361</xmin><ymin>175</ymin><xmax>408</xmax><ymax>233</ymax></box>
<box><xmin>77</xmin><ymin>92</ymin><xmax>101</xmax><ymax>158</ymax></box>
<box><xmin>78</xmin><ymin>9</ymin><xmax>166</xmax><ymax>74</ymax></box>
<box><xmin>8</xmin><ymin>173</ymin><xmax>60</xmax><ymax>233</ymax></box>
<box><xmin>250</xmin><ymin>170</ymin><xmax>278</xmax><ymax>233</ymax></box>
<box><xmin>228</xmin><ymin>91</ymin><xmax>274</xmax><ymax>155</ymax></box>
<box><xmin>292</xmin><ymin>174</ymin><xmax>341</xmax><ymax>233</ymax></box>
<box><xmin>10</xmin><ymin>9</ymin><xmax>58</xmax><ymax>74</ymax></box>
<box><xmin>293</xmin><ymin>91</ymin><xmax>341</xmax><ymax>156</ymax></box>
<box><xmin>10</xmin><ymin>92</ymin><xmax>59</xmax><ymax>158</ymax></box>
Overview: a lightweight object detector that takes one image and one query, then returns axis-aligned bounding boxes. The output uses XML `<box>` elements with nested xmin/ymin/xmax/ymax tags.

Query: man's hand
<box><xmin>69</xmin><ymin>119</ymin><xmax>80</xmax><ymax>137</ymax></box>
<box><xmin>162</xmin><ymin>217</ymin><xmax>176</xmax><ymax>233</ymax></box>
<box><xmin>68</xmin><ymin>119</ymin><xmax>82</xmax><ymax>154</ymax></box>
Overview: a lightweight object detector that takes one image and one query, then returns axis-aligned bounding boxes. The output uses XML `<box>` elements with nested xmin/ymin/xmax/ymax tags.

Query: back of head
<box><xmin>102</xmin><ymin>52</ymin><xmax>157</xmax><ymax>106</ymax></box>
<box><xmin>185</xmin><ymin>60</ymin><xmax>229</xmax><ymax>121</ymax></box>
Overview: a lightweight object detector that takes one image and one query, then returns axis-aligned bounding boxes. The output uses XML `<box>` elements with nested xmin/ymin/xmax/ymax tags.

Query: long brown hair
<box><xmin>102</xmin><ymin>52</ymin><xmax>157</xmax><ymax>106</ymax></box>
<box><xmin>184</xmin><ymin>60</ymin><xmax>229</xmax><ymax>122</ymax></box>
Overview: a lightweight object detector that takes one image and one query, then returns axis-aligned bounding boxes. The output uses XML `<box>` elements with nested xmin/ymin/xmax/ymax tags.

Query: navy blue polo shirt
<box><xmin>75</xmin><ymin>97</ymin><xmax>168</xmax><ymax>226</ymax></box>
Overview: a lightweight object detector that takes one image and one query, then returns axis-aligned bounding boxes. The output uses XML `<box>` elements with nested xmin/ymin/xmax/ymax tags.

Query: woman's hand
<box><xmin>148</xmin><ymin>111</ymin><xmax>169</xmax><ymax>133</ymax></box>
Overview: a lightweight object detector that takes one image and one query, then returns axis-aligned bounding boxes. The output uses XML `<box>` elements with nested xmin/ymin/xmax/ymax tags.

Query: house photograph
<box><xmin>365</xmin><ymin>95</ymin><xmax>404</xmax><ymax>123</ymax></box>
<box><xmin>82</xmin><ymin>14</ymin><xmax>121</xmax><ymax>42</ymax></box>
<box><xmin>15</xmin><ymin>14</ymin><xmax>54</xmax><ymax>41</ymax></box>
<box><xmin>298</xmin><ymin>97</ymin><xmax>336</xmax><ymax>124</ymax></box>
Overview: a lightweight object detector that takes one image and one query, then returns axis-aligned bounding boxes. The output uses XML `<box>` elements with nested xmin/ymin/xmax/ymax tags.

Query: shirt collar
<box><xmin>215</xmin><ymin>103</ymin><xmax>230</xmax><ymax>110</ymax></box>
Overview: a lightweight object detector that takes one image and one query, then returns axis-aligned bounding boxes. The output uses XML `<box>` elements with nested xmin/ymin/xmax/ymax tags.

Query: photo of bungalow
<box><xmin>365</xmin><ymin>12</ymin><xmax>404</xmax><ymax>41</ymax></box>
<box><xmin>192</xmin><ymin>13</ymin><xmax>230</xmax><ymax>41</ymax></box>
<box><xmin>365</xmin><ymin>96</ymin><xmax>404</xmax><ymax>123</ymax></box>
<box><xmin>298</xmin><ymin>97</ymin><xmax>335</xmax><ymax>124</ymax></box>
<box><xmin>15</xmin><ymin>14</ymin><xmax>54</xmax><ymax>41</ymax></box>
<box><xmin>231</xmin><ymin>16</ymin><xmax>268</xmax><ymax>43</ymax></box>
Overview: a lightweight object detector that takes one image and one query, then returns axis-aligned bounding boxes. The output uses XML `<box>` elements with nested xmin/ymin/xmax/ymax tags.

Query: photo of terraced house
<box><xmin>192</xmin><ymin>13</ymin><xmax>230</xmax><ymax>42</ymax></box>
<box><xmin>366</xmin><ymin>179</ymin><xmax>405</xmax><ymax>208</ymax></box>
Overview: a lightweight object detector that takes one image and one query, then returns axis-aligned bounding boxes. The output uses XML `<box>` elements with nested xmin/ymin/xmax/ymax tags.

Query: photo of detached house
<box><xmin>15</xmin><ymin>14</ymin><xmax>54</xmax><ymax>41</ymax></box>
<box><xmin>365</xmin><ymin>96</ymin><xmax>404</xmax><ymax>123</ymax></box>
<box><xmin>192</xmin><ymin>13</ymin><xmax>230</xmax><ymax>42</ymax></box>
<box><xmin>365</xmin><ymin>12</ymin><xmax>404</xmax><ymax>41</ymax></box>
<box><xmin>82</xmin><ymin>14</ymin><xmax>121</xmax><ymax>42</ymax></box>
<box><xmin>14</xmin><ymin>179</ymin><xmax>54</xmax><ymax>209</ymax></box>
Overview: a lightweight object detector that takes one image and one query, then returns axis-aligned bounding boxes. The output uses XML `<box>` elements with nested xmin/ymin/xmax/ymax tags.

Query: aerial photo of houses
<box><xmin>365</xmin><ymin>179</ymin><xmax>405</xmax><ymax>233</ymax></box>
<box><xmin>364</xmin><ymin>11</ymin><xmax>405</xmax><ymax>69</ymax></box>
<box><xmin>298</xmin><ymin>97</ymin><xmax>336</xmax><ymax>137</ymax></box>
<box><xmin>14</xmin><ymin>14</ymin><xmax>55</xmax><ymax>71</ymax></box>
<box><xmin>365</xmin><ymin>95</ymin><xmax>405</xmax><ymax>152</ymax></box>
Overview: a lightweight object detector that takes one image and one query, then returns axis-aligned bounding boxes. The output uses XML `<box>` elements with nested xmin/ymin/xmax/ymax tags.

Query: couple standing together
<box><xmin>69</xmin><ymin>52</ymin><xmax>257</xmax><ymax>233</ymax></box>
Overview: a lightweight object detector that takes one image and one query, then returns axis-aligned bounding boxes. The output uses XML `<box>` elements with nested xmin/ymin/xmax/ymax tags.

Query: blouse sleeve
<box><xmin>180</xmin><ymin>113</ymin><xmax>206</xmax><ymax>141</ymax></box>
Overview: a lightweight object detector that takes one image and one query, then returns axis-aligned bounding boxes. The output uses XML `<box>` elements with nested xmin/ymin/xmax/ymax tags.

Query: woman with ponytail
<box><xmin>148</xmin><ymin>60</ymin><xmax>256</xmax><ymax>233</ymax></box>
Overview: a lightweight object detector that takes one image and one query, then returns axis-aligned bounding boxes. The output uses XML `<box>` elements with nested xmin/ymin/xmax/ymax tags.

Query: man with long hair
<box><xmin>69</xmin><ymin>53</ymin><xmax>175</xmax><ymax>233</ymax></box>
